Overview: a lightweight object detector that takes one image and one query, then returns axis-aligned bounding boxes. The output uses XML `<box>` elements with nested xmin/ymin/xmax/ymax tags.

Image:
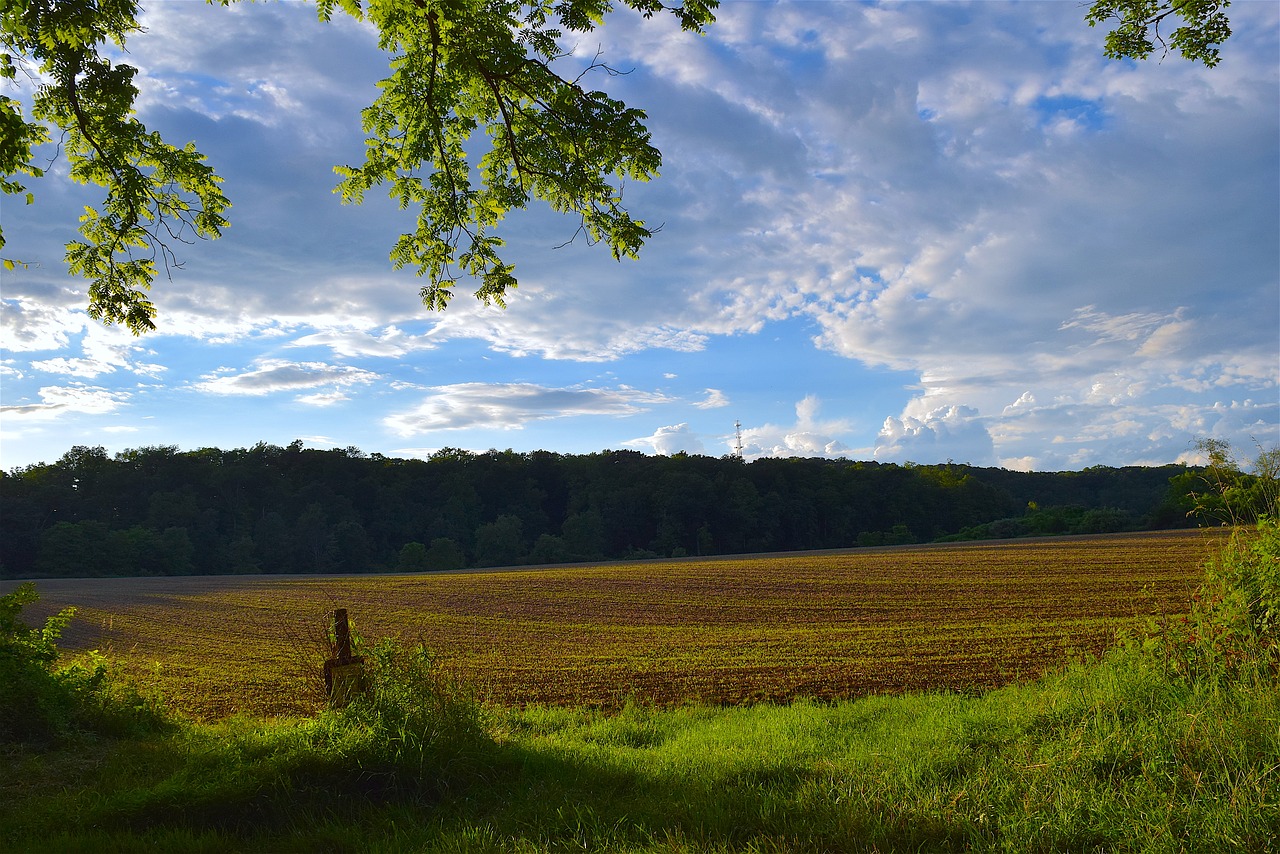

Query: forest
<box><xmin>0</xmin><ymin>442</ymin><xmax>1211</xmax><ymax>578</ymax></box>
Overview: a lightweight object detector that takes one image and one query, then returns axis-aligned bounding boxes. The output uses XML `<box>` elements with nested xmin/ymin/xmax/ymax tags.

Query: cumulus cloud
<box><xmin>874</xmin><ymin>405</ymin><xmax>996</xmax><ymax>466</ymax></box>
<box><xmin>738</xmin><ymin>395</ymin><xmax>854</xmax><ymax>460</ymax></box>
<box><xmin>384</xmin><ymin>383</ymin><xmax>674</xmax><ymax>436</ymax></box>
<box><xmin>625</xmin><ymin>423</ymin><xmax>706</xmax><ymax>455</ymax></box>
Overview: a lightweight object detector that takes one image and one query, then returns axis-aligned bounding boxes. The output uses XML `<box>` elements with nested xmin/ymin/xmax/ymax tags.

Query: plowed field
<box><xmin>8</xmin><ymin>530</ymin><xmax>1220</xmax><ymax>719</ymax></box>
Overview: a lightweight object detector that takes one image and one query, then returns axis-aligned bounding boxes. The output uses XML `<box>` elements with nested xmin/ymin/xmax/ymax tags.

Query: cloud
<box><xmin>1</xmin><ymin>294</ymin><xmax>86</xmax><ymax>353</ymax></box>
<box><xmin>30</xmin><ymin>357</ymin><xmax>115</xmax><ymax>379</ymax></box>
<box><xmin>194</xmin><ymin>360</ymin><xmax>381</xmax><ymax>396</ymax></box>
<box><xmin>695</xmin><ymin>388</ymin><xmax>730</xmax><ymax>409</ymax></box>
<box><xmin>0</xmin><ymin>1</ymin><xmax>1274</xmax><ymax>470</ymax></box>
<box><xmin>0</xmin><ymin>384</ymin><xmax>131</xmax><ymax>421</ymax></box>
<box><xmin>296</xmin><ymin>391</ymin><xmax>353</xmax><ymax>407</ymax></box>
<box><xmin>288</xmin><ymin>325</ymin><xmax>434</xmax><ymax>358</ymax></box>
<box><xmin>738</xmin><ymin>395</ymin><xmax>854</xmax><ymax>460</ymax></box>
<box><xmin>384</xmin><ymin>383</ymin><xmax>674</xmax><ymax>435</ymax></box>
<box><xmin>23</xmin><ymin>321</ymin><xmax>170</xmax><ymax>381</ymax></box>
<box><xmin>625</xmin><ymin>423</ymin><xmax>706</xmax><ymax>455</ymax></box>
<box><xmin>874</xmin><ymin>405</ymin><xmax>996</xmax><ymax>466</ymax></box>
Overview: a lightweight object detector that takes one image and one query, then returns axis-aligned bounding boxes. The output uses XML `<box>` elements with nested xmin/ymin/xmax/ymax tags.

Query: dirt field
<box><xmin>5</xmin><ymin>530</ymin><xmax>1221</xmax><ymax>719</ymax></box>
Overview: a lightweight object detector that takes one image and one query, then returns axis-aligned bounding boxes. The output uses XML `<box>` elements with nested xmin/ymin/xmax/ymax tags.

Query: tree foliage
<box><xmin>1</xmin><ymin>0</ymin><xmax>231</xmax><ymax>332</ymax></box>
<box><xmin>0</xmin><ymin>443</ymin><xmax>1212</xmax><ymax>578</ymax></box>
<box><xmin>320</xmin><ymin>0</ymin><xmax>714</xmax><ymax>310</ymax></box>
<box><xmin>1</xmin><ymin>0</ymin><xmax>716</xmax><ymax>332</ymax></box>
<box><xmin>1086</xmin><ymin>0</ymin><xmax>1232</xmax><ymax>67</ymax></box>
<box><xmin>1166</xmin><ymin>438</ymin><xmax>1280</xmax><ymax>527</ymax></box>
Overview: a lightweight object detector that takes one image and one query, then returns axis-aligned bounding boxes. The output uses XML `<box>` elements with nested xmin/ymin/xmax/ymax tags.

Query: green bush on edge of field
<box><xmin>1130</xmin><ymin>516</ymin><xmax>1280</xmax><ymax>685</ymax></box>
<box><xmin>0</xmin><ymin>583</ymin><xmax>170</xmax><ymax>745</ymax></box>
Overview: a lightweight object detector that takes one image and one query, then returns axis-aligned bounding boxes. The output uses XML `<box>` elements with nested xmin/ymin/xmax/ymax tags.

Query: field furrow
<box><xmin>7</xmin><ymin>530</ymin><xmax>1221</xmax><ymax>719</ymax></box>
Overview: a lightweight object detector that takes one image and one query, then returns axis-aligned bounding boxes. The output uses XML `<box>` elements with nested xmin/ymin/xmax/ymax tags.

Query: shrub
<box><xmin>0</xmin><ymin>583</ymin><xmax>168</xmax><ymax>745</ymax></box>
<box><xmin>1137</xmin><ymin>440</ymin><xmax>1280</xmax><ymax>684</ymax></box>
<box><xmin>0</xmin><ymin>583</ymin><xmax>75</xmax><ymax>744</ymax></box>
<box><xmin>1154</xmin><ymin>517</ymin><xmax>1280</xmax><ymax>683</ymax></box>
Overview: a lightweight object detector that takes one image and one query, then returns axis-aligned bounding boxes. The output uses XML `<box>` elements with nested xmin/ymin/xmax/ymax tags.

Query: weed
<box><xmin>310</xmin><ymin>636</ymin><xmax>493</xmax><ymax>793</ymax></box>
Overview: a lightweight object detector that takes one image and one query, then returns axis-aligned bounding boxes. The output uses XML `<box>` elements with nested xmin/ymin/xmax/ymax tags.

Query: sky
<box><xmin>2</xmin><ymin>0</ymin><xmax>1278</xmax><ymax>472</ymax></box>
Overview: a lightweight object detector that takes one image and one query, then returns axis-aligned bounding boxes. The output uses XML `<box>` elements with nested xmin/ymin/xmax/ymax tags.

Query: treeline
<box><xmin>0</xmin><ymin>442</ymin><xmax>1203</xmax><ymax>578</ymax></box>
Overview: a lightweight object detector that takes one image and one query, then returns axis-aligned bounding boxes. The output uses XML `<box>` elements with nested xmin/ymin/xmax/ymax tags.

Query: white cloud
<box><xmin>296</xmin><ymin>391</ymin><xmax>352</xmax><ymax>407</ymax></box>
<box><xmin>0</xmin><ymin>385</ymin><xmax>131</xmax><ymax>421</ymax></box>
<box><xmin>1</xmin><ymin>295</ymin><xmax>85</xmax><ymax>353</ymax></box>
<box><xmin>384</xmin><ymin>383</ymin><xmax>675</xmax><ymax>435</ymax></box>
<box><xmin>1003</xmin><ymin>392</ymin><xmax>1037</xmax><ymax>416</ymax></box>
<box><xmin>696</xmin><ymin>388</ymin><xmax>730</xmax><ymax>409</ymax></box>
<box><xmin>288</xmin><ymin>325</ymin><xmax>433</xmax><ymax>358</ymax></box>
<box><xmin>738</xmin><ymin>395</ymin><xmax>854</xmax><ymax>460</ymax></box>
<box><xmin>23</xmin><ymin>321</ymin><xmax>170</xmax><ymax>380</ymax></box>
<box><xmin>624</xmin><ymin>423</ymin><xmax>706</xmax><ymax>455</ymax></box>
<box><xmin>875</xmin><ymin>405</ymin><xmax>996</xmax><ymax>466</ymax></box>
<box><xmin>30</xmin><ymin>357</ymin><xmax>114</xmax><ymax>379</ymax></box>
<box><xmin>194</xmin><ymin>360</ymin><xmax>381</xmax><ymax>396</ymax></box>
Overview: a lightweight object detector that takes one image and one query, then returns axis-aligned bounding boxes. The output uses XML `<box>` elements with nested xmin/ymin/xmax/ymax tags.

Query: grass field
<box><xmin>11</xmin><ymin>530</ymin><xmax>1221</xmax><ymax>720</ymax></box>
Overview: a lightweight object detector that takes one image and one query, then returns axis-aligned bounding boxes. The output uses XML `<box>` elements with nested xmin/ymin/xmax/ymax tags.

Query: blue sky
<box><xmin>3</xmin><ymin>0</ymin><xmax>1278</xmax><ymax>471</ymax></box>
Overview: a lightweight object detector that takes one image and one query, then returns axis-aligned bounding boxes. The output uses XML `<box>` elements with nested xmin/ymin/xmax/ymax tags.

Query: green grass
<box><xmin>2</xmin><ymin>646</ymin><xmax>1276</xmax><ymax>853</ymax></box>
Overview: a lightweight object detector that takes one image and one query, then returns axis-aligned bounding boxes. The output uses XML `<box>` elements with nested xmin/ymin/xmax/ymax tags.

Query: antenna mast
<box><xmin>734</xmin><ymin>420</ymin><xmax>744</xmax><ymax>458</ymax></box>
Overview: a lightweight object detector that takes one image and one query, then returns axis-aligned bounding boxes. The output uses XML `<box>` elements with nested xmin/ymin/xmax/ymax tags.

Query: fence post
<box><xmin>323</xmin><ymin>608</ymin><xmax>367</xmax><ymax>707</ymax></box>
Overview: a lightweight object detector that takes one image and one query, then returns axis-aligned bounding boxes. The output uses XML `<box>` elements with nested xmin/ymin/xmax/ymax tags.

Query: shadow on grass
<box><xmin>0</xmin><ymin>719</ymin><xmax>978</xmax><ymax>853</ymax></box>
<box><xmin>6</xmin><ymin>660</ymin><xmax>1276</xmax><ymax>853</ymax></box>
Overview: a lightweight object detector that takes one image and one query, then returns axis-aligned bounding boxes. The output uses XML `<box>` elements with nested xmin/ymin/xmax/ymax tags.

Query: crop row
<box><xmin>13</xmin><ymin>530</ymin><xmax>1221</xmax><ymax>719</ymax></box>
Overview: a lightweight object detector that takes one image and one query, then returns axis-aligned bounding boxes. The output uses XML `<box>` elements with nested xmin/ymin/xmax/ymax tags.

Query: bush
<box><xmin>0</xmin><ymin>583</ymin><xmax>168</xmax><ymax>745</ymax></box>
<box><xmin>1129</xmin><ymin>440</ymin><xmax>1279</xmax><ymax>684</ymax></box>
<box><xmin>1152</xmin><ymin>517</ymin><xmax>1280</xmax><ymax>683</ymax></box>
<box><xmin>313</xmin><ymin>637</ymin><xmax>490</xmax><ymax>786</ymax></box>
<box><xmin>0</xmin><ymin>583</ymin><xmax>74</xmax><ymax>743</ymax></box>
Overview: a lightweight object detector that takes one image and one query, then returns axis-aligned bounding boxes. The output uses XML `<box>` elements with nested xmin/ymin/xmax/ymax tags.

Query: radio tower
<box><xmin>733</xmin><ymin>420</ymin><xmax>744</xmax><ymax>459</ymax></box>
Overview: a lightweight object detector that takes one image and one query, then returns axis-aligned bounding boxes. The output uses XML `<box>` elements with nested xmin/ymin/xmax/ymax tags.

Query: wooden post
<box><xmin>323</xmin><ymin>608</ymin><xmax>367</xmax><ymax>707</ymax></box>
<box><xmin>333</xmin><ymin>608</ymin><xmax>353</xmax><ymax>663</ymax></box>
